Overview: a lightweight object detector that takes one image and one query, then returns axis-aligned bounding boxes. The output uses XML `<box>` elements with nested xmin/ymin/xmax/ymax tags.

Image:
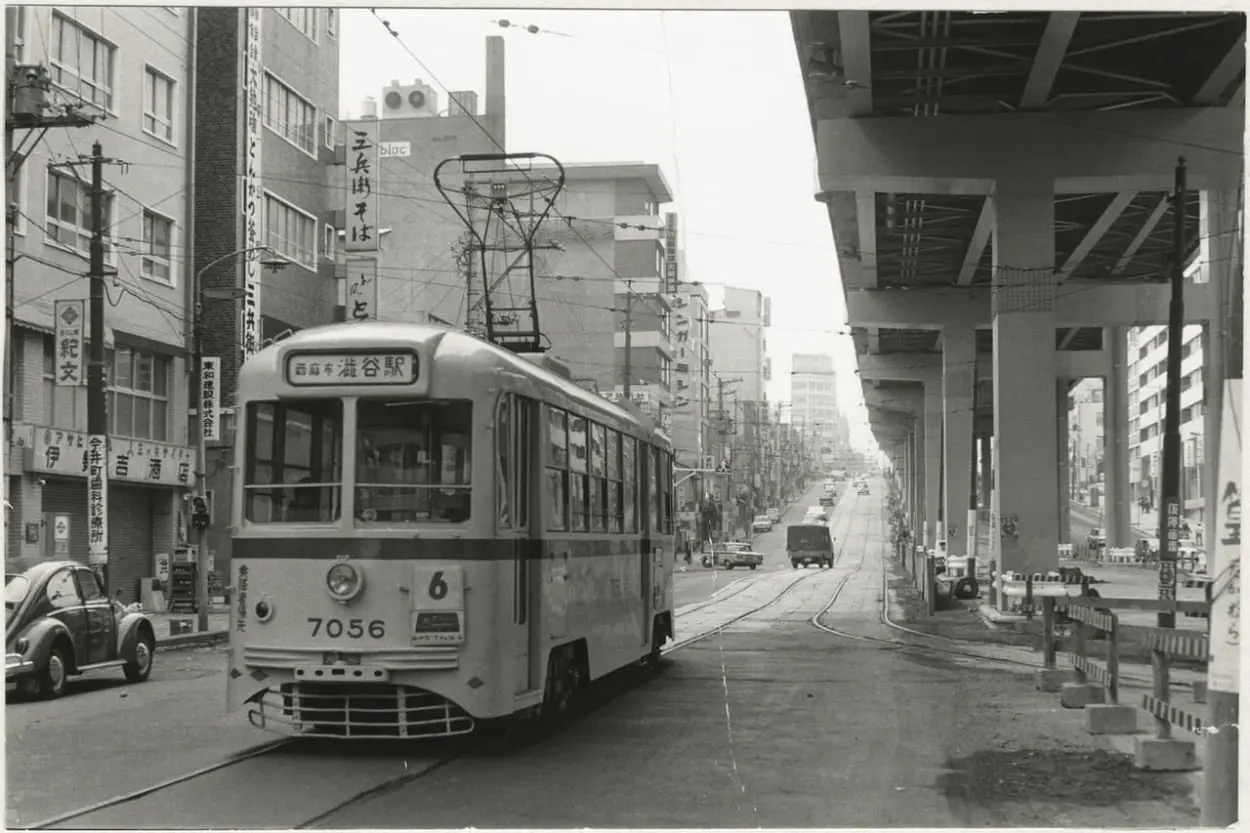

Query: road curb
<box><xmin>156</xmin><ymin>630</ymin><xmax>228</xmax><ymax>652</ymax></box>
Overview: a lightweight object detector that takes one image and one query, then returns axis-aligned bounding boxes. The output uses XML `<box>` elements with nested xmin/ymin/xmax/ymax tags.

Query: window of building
<box><xmin>45</xmin><ymin>170</ymin><xmax>114</xmax><ymax>259</ymax></box>
<box><xmin>323</xmin><ymin>114</ymin><xmax>337</xmax><ymax>150</ymax></box>
<box><xmin>264</xmin><ymin>72</ymin><xmax>317</xmax><ymax>156</ymax></box>
<box><xmin>276</xmin><ymin>7</ymin><xmax>318</xmax><ymax>42</ymax></box>
<box><xmin>264</xmin><ymin>192</ymin><xmax>317</xmax><ymax>270</ymax></box>
<box><xmin>142</xmin><ymin>66</ymin><xmax>175</xmax><ymax>143</ymax></box>
<box><xmin>42</xmin><ymin>334</ymin><xmax>89</xmax><ymax>431</ymax></box>
<box><xmin>141</xmin><ymin>209</ymin><xmax>174</xmax><ymax>284</ymax></box>
<box><xmin>50</xmin><ymin>13</ymin><xmax>116</xmax><ymax>112</ymax></box>
<box><xmin>659</xmin><ymin>355</ymin><xmax>672</xmax><ymax>388</ymax></box>
<box><xmin>110</xmin><ymin>346</ymin><xmax>171</xmax><ymax>441</ymax></box>
<box><xmin>546</xmin><ymin>407</ymin><xmax>568</xmax><ymax>531</ymax></box>
<box><xmin>323</xmin><ymin>223</ymin><xmax>336</xmax><ymax>261</ymax></box>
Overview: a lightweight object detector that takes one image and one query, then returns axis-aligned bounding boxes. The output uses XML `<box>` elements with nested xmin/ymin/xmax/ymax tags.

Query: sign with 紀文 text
<box><xmin>53</xmin><ymin>300</ymin><xmax>86</xmax><ymax>386</ymax></box>
<box><xmin>286</xmin><ymin>353</ymin><xmax>417</xmax><ymax>385</ymax></box>
<box><xmin>30</xmin><ymin>429</ymin><xmax>196</xmax><ymax>487</ymax></box>
<box><xmin>201</xmin><ymin>357</ymin><xmax>221</xmax><ymax>442</ymax></box>
<box><xmin>344</xmin><ymin>120</ymin><xmax>380</xmax><ymax>253</ymax></box>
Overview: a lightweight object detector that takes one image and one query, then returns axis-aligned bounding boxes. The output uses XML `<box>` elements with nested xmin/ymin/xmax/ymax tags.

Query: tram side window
<box><xmin>568</xmin><ymin>415</ymin><xmax>589</xmax><ymax>532</ymax></box>
<box><xmin>655</xmin><ymin>445</ymin><xmax>665</xmax><ymax>527</ymax></box>
<box><xmin>546</xmin><ymin>407</ymin><xmax>568</xmax><ymax>531</ymax></box>
<box><xmin>661</xmin><ymin>450</ymin><xmax>673</xmax><ymax>534</ymax></box>
<box><xmin>588</xmin><ymin>422</ymin><xmax>607</xmax><ymax>532</ymax></box>
<box><xmin>244</xmin><ymin>400</ymin><xmax>342</xmax><ymax>523</ymax></box>
<box><xmin>606</xmin><ymin>428</ymin><xmax>622</xmax><ymax>533</ymax></box>
<box><xmin>621</xmin><ymin>435</ymin><xmax>637</xmax><ymax>533</ymax></box>
<box><xmin>496</xmin><ymin>395</ymin><xmax>511</xmax><ymax>528</ymax></box>
<box><xmin>355</xmin><ymin>399</ymin><xmax>472</xmax><ymax>524</ymax></box>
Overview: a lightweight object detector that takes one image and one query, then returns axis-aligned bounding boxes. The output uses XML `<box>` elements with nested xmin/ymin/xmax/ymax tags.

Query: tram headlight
<box><xmin>326</xmin><ymin>563</ymin><xmax>363</xmax><ymax>601</ymax></box>
<box><xmin>254</xmin><ymin>596</ymin><xmax>275</xmax><ymax>622</ymax></box>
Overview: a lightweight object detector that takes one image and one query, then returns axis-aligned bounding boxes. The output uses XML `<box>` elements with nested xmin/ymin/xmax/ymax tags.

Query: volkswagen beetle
<box><xmin>6</xmin><ymin>561</ymin><xmax>156</xmax><ymax>699</ymax></box>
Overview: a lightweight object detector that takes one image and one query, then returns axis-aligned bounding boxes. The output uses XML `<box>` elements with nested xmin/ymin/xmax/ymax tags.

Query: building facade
<box><xmin>669</xmin><ymin>282</ymin><xmax>711</xmax><ymax>541</ymax></box>
<box><xmin>1066</xmin><ymin>378</ymin><xmax>1104</xmax><ymax>505</ymax></box>
<box><xmin>5</xmin><ymin>7</ymin><xmax>205</xmax><ymax>599</ymax></box>
<box><xmin>790</xmin><ymin>352</ymin><xmax>844</xmax><ymax>469</ymax></box>
<box><xmin>1126</xmin><ymin>323</ymin><xmax>1207</xmax><ymax>526</ymax></box>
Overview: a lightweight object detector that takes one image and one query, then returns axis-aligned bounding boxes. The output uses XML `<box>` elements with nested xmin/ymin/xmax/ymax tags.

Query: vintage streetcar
<box><xmin>226</xmin><ymin>322</ymin><xmax>676</xmax><ymax>739</ymax></box>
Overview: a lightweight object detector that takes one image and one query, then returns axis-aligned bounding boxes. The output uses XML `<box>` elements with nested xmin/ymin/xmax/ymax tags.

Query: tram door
<box><xmin>639</xmin><ymin>443</ymin><xmax>653</xmax><ymax>648</ymax></box>
<box><xmin>500</xmin><ymin>394</ymin><xmax>543</xmax><ymax>695</ymax></box>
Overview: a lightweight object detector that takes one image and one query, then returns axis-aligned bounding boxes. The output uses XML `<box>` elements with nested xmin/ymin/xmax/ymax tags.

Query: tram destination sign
<box><xmin>286</xmin><ymin>352</ymin><xmax>418</xmax><ymax>386</ymax></box>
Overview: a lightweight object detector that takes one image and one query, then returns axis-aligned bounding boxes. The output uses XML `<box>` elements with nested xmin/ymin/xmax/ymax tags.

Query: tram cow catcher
<box><xmin>227</xmin><ymin>323</ymin><xmax>676</xmax><ymax>739</ymax></box>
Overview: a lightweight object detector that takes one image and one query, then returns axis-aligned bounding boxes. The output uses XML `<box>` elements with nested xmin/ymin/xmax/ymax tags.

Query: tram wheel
<box><xmin>542</xmin><ymin>645</ymin><xmax>582</xmax><ymax>718</ymax></box>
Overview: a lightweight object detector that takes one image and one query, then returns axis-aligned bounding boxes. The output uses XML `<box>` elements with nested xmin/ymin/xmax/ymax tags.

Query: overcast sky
<box><xmin>339</xmin><ymin>8</ymin><xmax>876</xmax><ymax>453</ymax></box>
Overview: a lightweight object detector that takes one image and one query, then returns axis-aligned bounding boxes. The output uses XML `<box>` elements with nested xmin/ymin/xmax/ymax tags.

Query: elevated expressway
<box><xmin>792</xmin><ymin>10</ymin><xmax>1244</xmax><ymax>574</ymax></box>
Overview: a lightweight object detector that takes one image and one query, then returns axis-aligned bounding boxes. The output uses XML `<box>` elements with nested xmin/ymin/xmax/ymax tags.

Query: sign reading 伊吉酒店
<box><xmin>29</xmin><ymin>429</ymin><xmax>196</xmax><ymax>487</ymax></box>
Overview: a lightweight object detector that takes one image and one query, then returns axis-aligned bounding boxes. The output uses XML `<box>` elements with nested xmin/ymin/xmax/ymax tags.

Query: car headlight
<box><xmin>14</xmin><ymin>638</ymin><xmax>28</xmax><ymax>654</ymax></box>
<box><xmin>326</xmin><ymin>562</ymin><xmax>364</xmax><ymax>601</ymax></box>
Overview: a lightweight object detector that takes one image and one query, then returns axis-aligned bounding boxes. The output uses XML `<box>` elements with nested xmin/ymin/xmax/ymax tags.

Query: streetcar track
<box><xmin>27</xmin><ymin>490</ymin><xmax>851</xmax><ymax>831</ymax></box>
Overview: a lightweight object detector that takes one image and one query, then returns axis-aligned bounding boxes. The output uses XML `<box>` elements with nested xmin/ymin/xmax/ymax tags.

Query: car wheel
<box><xmin>124</xmin><ymin>628</ymin><xmax>155</xmax><ymax>683</ymax></box>
<box><xmin>791</xmin><ymin>561</ymin><xmax>798</xmax><ymax>569</ymax></box>
<box><xmin>749</xmin><ymin>565</ymin><xmax>757</xmax><ymax>570</ymax></box>
<box><xmin>37</xmin><ymin>644</ymin><xmax>70</xmax><ymax>700</ymax></box>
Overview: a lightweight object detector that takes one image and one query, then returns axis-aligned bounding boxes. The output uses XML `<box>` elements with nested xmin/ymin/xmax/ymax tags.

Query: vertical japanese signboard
<box><xmin>86</xmin><ymin>434</ymin><xmax>108</xmax><ymax>565</ymax></box>
<box><xmin>1208</xmin><ymin>379</ymin><xmax>1240</xmax><ymax>693</ymax></box>
<box><xmin>53</xmin><ymin>299</ymin><xmax>85</xmax><ymax>386</ymax></box>
<box><xmin>241</xmin><ymin>7</ymin><xmax>264</xmax><ymax>359</ymax></box>
<box><xmin>345</xmin><ymin>120</ymin><xmax>379</xmax><ymax>252</ymax></box>
<box><xmin>664</xmin><ymin>212</ymin><xmax>678</xmax><ymax>293</ymax></box>
<box><xmin>345</xmin><ymin>258</ymin><xmax>378</xmax><ymax>321</ymax></box>
<box><xmin>201</xmin><ymin>357</ymin><xmax>221</xmax><ymax>442</ymax></box>
<box><xmin>1159</xmin><ymin>496</ymin><xmax>1181</xmax><ymax>601</ymax></box>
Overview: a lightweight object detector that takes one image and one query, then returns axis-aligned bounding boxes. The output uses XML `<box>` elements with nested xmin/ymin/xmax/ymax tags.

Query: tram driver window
<box><xmin>244</xmin><ymin>400</ymin><xmax>343</xmax><ymax>523</ymax></box>
<box><xmin>355</xmin><ymin>399</ymin><xmax>473</xmax><ymax>524</ymax></box>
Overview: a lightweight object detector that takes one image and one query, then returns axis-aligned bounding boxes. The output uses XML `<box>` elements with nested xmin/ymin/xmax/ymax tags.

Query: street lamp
<box><xmin>191</xmin><ymin>246</ymin><xmax>286</xmax><ymax>632</ymax></box>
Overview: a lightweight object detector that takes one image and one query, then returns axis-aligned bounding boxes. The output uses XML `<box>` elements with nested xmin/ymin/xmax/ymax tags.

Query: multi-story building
<box><xmin>195</xmin><ymin>7</ymin><xmax>341</xmax><ymax>579</ymax></box>
<box><xmin>339</xmin><ymin>39</ymin><xmax>506</xmax><ymax>328</ymax></box>
<box><xmin>3</xmin><ymin>8</ymin><xmax>343</xmax><ymax>595</ymax></box>
<box><xmin>1126</xmin><ymin>322</ymin><xmax>1207</xmax><ymax>526</ymax></box>
<box><xmin>790</xmin><ymin>352</ymin><xmax>844</xmax><ymax>469</ymax></box>
<box><xmin>1066</xmin><ymin>378</ymin><xmax>1104</xmax><ymax>503</ymax></box>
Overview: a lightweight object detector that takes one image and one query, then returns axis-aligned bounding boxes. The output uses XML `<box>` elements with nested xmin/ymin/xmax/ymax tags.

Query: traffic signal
<box><xmin>191</xmin><ymin>495</ymin><xmax>211</xmax><ymax>530</ymax></box>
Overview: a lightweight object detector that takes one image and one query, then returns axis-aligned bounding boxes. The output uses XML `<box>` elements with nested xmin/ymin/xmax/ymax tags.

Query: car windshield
<box><xmin>5</xmin><ymin>575</ymin><xmax>30</xmax><ymax>611</ymax></box>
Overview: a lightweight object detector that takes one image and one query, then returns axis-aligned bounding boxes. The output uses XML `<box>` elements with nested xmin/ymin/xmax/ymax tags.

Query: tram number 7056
<box><xmin>308</xmin><ymin>618</ymin><xmax>386</xmax><ymax>639</ymax></box>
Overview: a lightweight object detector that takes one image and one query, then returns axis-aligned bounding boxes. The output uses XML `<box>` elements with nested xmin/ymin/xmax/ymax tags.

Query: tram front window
<box><xmin>244</xmin><ymin>400</ymin><xmax>343</xmax><ymax>523</ymax></box>
<box><xmin>355</xmin><ymin>399</ymin><xmax>472</xmax><ymax>524</ymax></box>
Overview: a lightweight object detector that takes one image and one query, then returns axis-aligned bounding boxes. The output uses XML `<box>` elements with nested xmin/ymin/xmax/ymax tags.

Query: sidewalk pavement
<box><xmin>147</xmin><ymin>608</ymin><xmax>230</xmax><ymax>650</ymax></box>
<box><xmin>1070</xmin><ymin>500</ymin><xmax>1154</xmax><ymax>540</ymax></box>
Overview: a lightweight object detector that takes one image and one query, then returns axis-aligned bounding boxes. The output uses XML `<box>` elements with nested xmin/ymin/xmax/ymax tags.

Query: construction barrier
<box><xmin>995</xmin><ymin>570</ymin><xmax>1095</xmax><ymax>616</ymax></box>
<box><xmin>1041</xmin><ymin>596</ymin><xmax>1122</xmax><ymax>705</ymax></box>
<box><xmin>1182</xmin><ymin>576</ymin><xmax>1213</xmax><ymax>620</ymax></box>
<box><xmin>1105</xmin><ymin>546</ymin><xmax>1137</xmax><ymax>565</ymax></box>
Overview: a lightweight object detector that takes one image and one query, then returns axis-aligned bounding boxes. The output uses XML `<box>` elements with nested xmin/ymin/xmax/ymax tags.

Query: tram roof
<box><xmin>238</xmin><ymin>322</ymin><xmax>671</xmax><ymax>444</ymax></box>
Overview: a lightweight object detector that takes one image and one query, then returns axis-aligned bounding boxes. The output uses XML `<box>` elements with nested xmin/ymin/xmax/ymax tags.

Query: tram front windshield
<box><xmin>241</xmin><ymin>398</ymin><xmax>472</xmax><ymax>525</ymax></box>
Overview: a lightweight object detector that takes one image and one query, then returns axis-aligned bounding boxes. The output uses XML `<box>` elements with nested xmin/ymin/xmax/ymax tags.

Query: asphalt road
<box><xmin>7</xmin><ymin>476</ymin><xmax>1197</xmax><ymax>828</ymax></box>
<box><xmin>1068</xmin><ymin>501</ymin><xmax>1148</xmax><ymax>548</ymax></box>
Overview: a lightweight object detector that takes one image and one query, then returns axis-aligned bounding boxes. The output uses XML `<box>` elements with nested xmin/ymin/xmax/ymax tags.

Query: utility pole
<box><xmin>47</xmin><ymin>143</ymin><xmax>124</xmax><ymax>592</ymax></box>
<box><xmin>1156</xmin><ymin>157</ymin><xmax>1187</xmax><ymax>634</ymax></box>
<box><xmin>623</xmin><ymin>280</ymin><xmax>634</xmax><ymax>399</ymax></box>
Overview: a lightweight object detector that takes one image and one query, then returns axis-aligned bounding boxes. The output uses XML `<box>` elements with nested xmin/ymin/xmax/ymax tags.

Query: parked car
<box><xmin>1086</xmin><ymin>527</ymin><xmax>1106</xmax><ymax>549</ymax></box>
<box><xmin>6</xmin><ymin>561</ymin><xmax>156</xmax><ymax>700</ymax></box>
<box><xmin>766</xmin><ymin>507</ymin><xmax>781</xmax><ymax>523</ymax></box>
<box><xmin>752</xmin><ymin>515</ymin><xmax>773</xmax><ymax>533</ymax></box>
<box><xmin>707</xmin><ymin>542</ymin><xmax>763</xmax><ymax>570</ymax></box>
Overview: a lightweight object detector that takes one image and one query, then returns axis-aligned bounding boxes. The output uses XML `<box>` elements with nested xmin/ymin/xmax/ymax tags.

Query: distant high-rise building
<box><xmin>790</xmin><ymin>353</ymin><xmax>845</xmax><ymax>467</ymax></box>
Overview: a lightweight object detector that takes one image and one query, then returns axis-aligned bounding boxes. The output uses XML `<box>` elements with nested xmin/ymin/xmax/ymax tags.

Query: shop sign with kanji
<box><xmin>86</xmin><ymin>434</ymin><xmax>109</xmax><ymax>565</ymax></box>
<box><xmin>53</xmin><ymin>299</ymin><xmax>86</xmax><ymax>387</ymax></box>
<box><xmin>286</xmin><ymin>352</ymin><xmax>417</xmax><ymax>386</ymax></box>
<box><xmin>344</xmin><ymin>120</ymin><xmax>379</xmax><ymax>253</ymax></box>
<box><xmin>30</xmin><ymin>429</ymin><xmax>197</xmax><ymax>487</ymax></box>
<box><xmin>240</xmin><ymin>6</ymin><xmax>264</xmax><ymax>359</ymax></box>
<box><xmin>345</xmin><ymin>258</ymin><xmax>378</xmax><ymax>321</ymax></box>
<box><xmin>201</xmin><ymin>357</ymin><xmax>221</xmax><ymax>442</ymax></box>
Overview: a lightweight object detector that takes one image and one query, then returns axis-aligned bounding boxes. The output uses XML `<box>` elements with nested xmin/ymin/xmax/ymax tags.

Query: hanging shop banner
<box><xmin>53</xmin><ymin>299</ymin><xmax>86</xmax><ymax>386</ymax></box>
<box><xmin>201</xmin><ymin>357</ymin><xmax>221</xmax><ymax>442</ymax></box>
<box><xmin>1208</xmin><ymin>379</ymin><xmax>1241</xmax><ymax>694</ymax></box>
<box><xmin>86</xmin><ymin>434</ymin><xmax>108</xmax><ymax>565</ymax></box>
<box><xmin>345</xmin><ymin>258</ymin><xmax>379</xmax><ymax>321</ymax></box>
<box><xmin>240</xmin><ymin>7</ymin><xmax>264</xmax><ymax>359</ymax></box>
<box><xmin>29</xmin><ymin>428</ymin><xmax>196</xmax><ymax>487</ymax></box>
<box><xmin>664</xmin><ymin>212</ymin><xmax>678</xmax><ymax>293</ymax></box>
<box><xmin>345</xmin><ymin>120</ymin><xmax>380</xmax><ymax>253</ymax></box>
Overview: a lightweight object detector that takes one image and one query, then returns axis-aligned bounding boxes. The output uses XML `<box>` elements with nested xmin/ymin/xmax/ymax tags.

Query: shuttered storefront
<box><xmin>37</xmin><ymin>479</ymin><xmax>154</xmax><ymax>603</ymax></box>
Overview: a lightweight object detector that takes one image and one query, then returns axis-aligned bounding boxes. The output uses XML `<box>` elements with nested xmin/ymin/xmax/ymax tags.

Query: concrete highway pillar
<box><xmin>979</xmin><ymin>432</ymin><xmax>992</xmax><ymax>509</ymax></box>
<box><xmin>1057</xmin><ymin>378</ymin><xmax>1071</xmax><ymax>545</ymax></box>
<box><xmin>942</xmin><ymin>329</ymin><xmax>976</xmax><ymax>557</ymax></box>
<box><xmin>1104</xmin><ymin>327</ymin><xmax>1133</xmax><ymax>548</ymax></box>
<box><xmin>924</xmin><ymin>383</ymin><xmax>944</xmax><ymax>549</ymax></box>
<box><xmin>991</xmin><ymin>181</ymin><xmax>1059</xmax><ymax>576</ymax></box>
<box><xmin>1200</xmin><ymin>188</ymin><xmax>1233</xmax><ymax>534</ymax></box>
<box><xmin>913</xmin><ymin>423</ymin><xmax>926</xmax><ymax>542</ymax></box>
